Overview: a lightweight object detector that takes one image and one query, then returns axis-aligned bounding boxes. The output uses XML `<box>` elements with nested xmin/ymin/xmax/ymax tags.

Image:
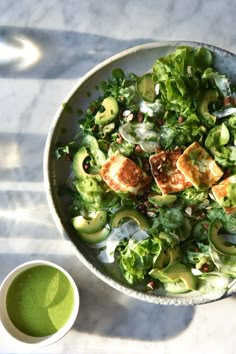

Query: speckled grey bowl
<box><xmin>44</xmin><ymin>41</ymin><xmax>236</xmax><ymax>305</ymax></box>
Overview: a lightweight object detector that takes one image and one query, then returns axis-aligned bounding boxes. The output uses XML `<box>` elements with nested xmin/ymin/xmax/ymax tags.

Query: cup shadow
<box><xmin>75</xmin><ymin>280</ymin><xmax>195</xmax><ymax>341</ymax></box>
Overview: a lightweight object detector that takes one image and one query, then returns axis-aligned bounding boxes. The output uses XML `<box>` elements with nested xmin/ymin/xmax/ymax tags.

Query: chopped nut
<box><xmin>143</xmin><ymin>162</ymin><xmax>150</xmax><ymax>171</ymax></box>
<box><xmin>135</xmin><ymin>145</ymin><xmax>143</xmax><ymax>153</ymax></box>
<box><xmin>137</xmin><ymin>111</ymin><xmax>144</xmax><ymax>123</ymax></box>
<box><xmin>178</xmin><ymin>116</ymin><xmax>184</xmax><ymax>123</ymax></box>
<box><xmin>147</xmin><ymin>281</ymin><xmax>155</xmax><ymax>290</ymax></box>
<box><xmin>122</xmin><ymin>110</ymin><xmax>131</xmax><ymax>117</ymax></box>
<box><xmin>116</xmin><ymin>137</ymin><xmax>123</xmax><ymax>144</ymax></box>
<box><xmin>224</xmin><ymin>96</ymin><xmax>231</xmax><ymax>106</ymax></box>
<box><xmin>185</xmin><ymin>206</ymin><xmax>192</xmax><ymax>216</ymax></box>
<box><xmin>126</xmin><ymin>113</ymin><xmax>134</xmax><ymax>122</ymax></box>
<box><xmin>201</xmin><ymin>263</ymin><xmax>210</xmax><ymax>272</ymax></box>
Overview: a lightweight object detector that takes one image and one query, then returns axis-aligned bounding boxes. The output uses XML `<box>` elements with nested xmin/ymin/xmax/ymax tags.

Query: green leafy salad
<box><xmin>56</xmin><ymin>46</ymin><xmax>236</xmax><ymax>295</ymax></box>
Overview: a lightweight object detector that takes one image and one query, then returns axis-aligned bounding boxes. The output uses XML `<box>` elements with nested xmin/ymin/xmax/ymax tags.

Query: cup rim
<box><xmin>0</xmin><ymin>260</ymin><xmax>80</xmax><ymax>347</ymax></box>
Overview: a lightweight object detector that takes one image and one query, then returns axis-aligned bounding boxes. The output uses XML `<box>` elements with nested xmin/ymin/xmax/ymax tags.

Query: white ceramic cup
<box><xmin>0</xmin><ymin>260</ymin><xmax>80</xmax><ymax>347</ymax></box>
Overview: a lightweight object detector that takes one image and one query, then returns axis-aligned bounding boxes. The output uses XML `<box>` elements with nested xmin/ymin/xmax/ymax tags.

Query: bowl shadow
<box><xmin>75</xmin><ymin>278</ymin><xmax>195</xmax><ymax>341</ymax></box>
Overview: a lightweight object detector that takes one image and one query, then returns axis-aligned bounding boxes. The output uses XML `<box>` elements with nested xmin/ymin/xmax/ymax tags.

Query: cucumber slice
<box><xmin>137</xmin><ymin>73</ymin><xmax>155</xmax><ymax>102</ymax></box>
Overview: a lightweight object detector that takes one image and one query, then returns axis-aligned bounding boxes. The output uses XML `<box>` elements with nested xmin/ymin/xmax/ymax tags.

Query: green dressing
<box><xmin>6</xmin><ymin>265</ymin><xmax>74</xmax><ymax>337</ymax></box>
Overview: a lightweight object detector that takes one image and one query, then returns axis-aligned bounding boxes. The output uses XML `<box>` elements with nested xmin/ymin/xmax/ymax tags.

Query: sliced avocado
<box><xmin>199</xmin><ymin>89</ymin><xmax>218</xmax><ymax>126</ymax></box>
<box><xmin>78</xmin><ymin>227</ymin><xmax>110</xmax><ymax>244</ymax></box>
<box><xmin>177</xmin><ymin>218</ymin><xmax>192</xmax><ymax>241</ymax></box>
<box><xmin>151</xmin><ymin>246</ymin><xmax>181</xmax><ymax>278</ymax></box>
<box><xmin>153</xmin><ymin>249</ymin><xmax>170</xmax><ymax>269</ymax></box>
<box><xmin>218</xmin><ymin>123</ymin><xmax>230</xmax><ymax>145</ymax></box>
<box><xmin>72</xmin><ymin>146</ymin><xmax>101</xmax><ymax>180</ymax></box>
<box><xmin>163</xmin><ymin>280</ymin><xmax>192</xmax><ymax>294</ymax></box>
<box><xmin>205</xmin><ymin>123</ymin><xmax>230</xmax><ymax>150</ymax></box>
<box><xmin>74</xmin><ymin>178</ymin><xmax>103</xmax><ymax>208</ymax></box>
<box><xmin>149</xmin><ymin>268</ymin><xmax>171</xmax><ymax>283</ymax></box>
<box><xmin>81</xmin><ymin>135</ymin><xmax>106</xmax><ymax>167</ymax></box>
<box><xmin>148</xmin><ymin>194</ymin><xmax>177</xmax><ymax>206</ymax></box>
<box><xmin>137</xmin><ymin>73</ymin><xmax>156</xmax><ymax>102</ymax></box>
<box><xmin>110</xmin><ymin>208</ymin><xmax>149</xmax><ymax>230</ymax></box>
<box><xmin>168</xmin><ymin>247</ymin><xmax>181</xmax><ymax>265</ymax></box>
<box><xmin>192</xmin><ymin>220</ymin><xmax>209</xmax><ymax>241</ymax></box>
<box><xmin>95</xmin><ymin>96</ymin><xmax>119</xmax><ymax>125</ymax></box>
<box><xmin>71</xmin><ymin>210</ymin><xmax>107</xmax><ymax>233</ymax></box>
<box><xmin>163</xmin><ymin>262</ymin><xmax>197</xmax><ymax>290</ymax></box>
<box><xmin>208</xmin><ymin>219</ymin><xmax>236</xmax><ymax>256</ymax></box>
<box><xmin>72</xmin><ymin>146</ymin><xmax>90</xmax><ymax>178</ymax></box>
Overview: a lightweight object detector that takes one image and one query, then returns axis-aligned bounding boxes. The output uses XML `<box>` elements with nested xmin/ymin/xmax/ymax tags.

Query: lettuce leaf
<box><xmin>159</xmin><ymin>113</ymin><xmax>205</xmax><ymax>149</ymax></box>
<box><xmin>206</xmin><ymin>203</ymin><xmax>236</xmax><ymax>233</ymax></box>
<box><xmin>202</xmin><ymin>68</ymin><xmax>231</xmax><ymax>97</ymax></box>
<box><xmin>152</xmin><ymin>46</ymin><xmax>212</xmax><ymax>115</ymax></box>
<box><xmin>179</xmin><ymin>187</ymin><xmax>209</xmax><ymax>209</ymax></box>
<box><xmin>117</xmin><ymin>237</ymin><xmax>162</xmax><ymax>285</ymax></box>
<box><xmin>210</xmin><ymin>246</ymin><xmax>236</xmax><ymax>278</ymax></box>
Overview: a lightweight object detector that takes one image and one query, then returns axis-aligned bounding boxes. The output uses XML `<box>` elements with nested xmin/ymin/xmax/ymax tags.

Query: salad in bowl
<box><xmin>46</xmin><ymin>43</ymin><xmax>236</xmax><ymax>304</ymax></box>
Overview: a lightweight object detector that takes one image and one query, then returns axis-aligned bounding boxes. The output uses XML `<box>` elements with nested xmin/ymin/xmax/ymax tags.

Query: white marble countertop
<box><xmin>1</xmin><ymin>1</ymin><xmax>236</xmax><ymax>353</ymax></box>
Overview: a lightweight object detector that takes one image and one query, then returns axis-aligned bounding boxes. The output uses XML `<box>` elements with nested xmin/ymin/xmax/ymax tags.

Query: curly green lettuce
<box><xmin>152</xmin><ymin>46</ymin><xmax>212</xmax><ymax>115</ymax></box>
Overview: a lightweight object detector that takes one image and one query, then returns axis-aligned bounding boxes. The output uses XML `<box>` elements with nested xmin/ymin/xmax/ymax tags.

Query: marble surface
<box><xmin>0</xmin><ymin>0</ymin><xmax>236</xmax><ymax>353</ymax></box>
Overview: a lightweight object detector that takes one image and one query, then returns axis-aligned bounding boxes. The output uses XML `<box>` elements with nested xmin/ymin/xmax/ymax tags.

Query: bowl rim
<box><xmin>0</xmin><ymin>260</ymin><xmax>80</xmax><ymax>347</ymax></box>
<box><xmin>43</xmin><ymin>40</ymin><xmax>236</xmax><ymax>306</ymax></box>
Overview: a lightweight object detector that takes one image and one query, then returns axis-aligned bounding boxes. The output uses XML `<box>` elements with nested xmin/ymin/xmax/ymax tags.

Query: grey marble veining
<box><xmin>0</xmin><ymin>0</ymin><xmax>236</xmax><ymax>353</ymax></box>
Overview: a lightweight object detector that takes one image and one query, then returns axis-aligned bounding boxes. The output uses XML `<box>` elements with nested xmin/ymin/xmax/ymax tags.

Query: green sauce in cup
<box><xmin>6</xmin><ymin>265</ymin><xmax>74</xmax><ymax>337</ymax></box>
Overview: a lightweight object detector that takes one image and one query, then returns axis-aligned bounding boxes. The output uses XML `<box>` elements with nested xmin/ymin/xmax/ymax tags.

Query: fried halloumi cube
<box><xmin>176</xmin><ymin>142</ymin><xmax>223</xmax><ymax>189</ymax></box>
<box><xmin>149</xmin><ymin>149</ymin><xmax>192</xmax><ymax>194</ymax></box>
<box><xmin>212</xmin><ymin>175</ymin><xmax>236</xmax><ymax>214</ymax></box>
<box><xmin>100</xmin><ymin>154</ymin><xmax>151</xmax><ymax>195</ymax></box>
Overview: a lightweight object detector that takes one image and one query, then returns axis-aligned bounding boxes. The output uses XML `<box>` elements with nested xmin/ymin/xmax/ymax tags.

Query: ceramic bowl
<box><xmin>43</xmin><ymin>41</ymin><xmax>236</xmax><ymax>305</ymax></box>
<box><xmin>0</xmin><ymin>260</ymin><xmax>79</xmax><ymax>347</ymax></box>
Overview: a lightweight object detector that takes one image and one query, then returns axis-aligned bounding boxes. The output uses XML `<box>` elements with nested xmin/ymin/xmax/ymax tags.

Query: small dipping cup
<box><xmin>0</xmin><ymin>260</ymin><xmax>79</xmax><ymax>347</ymax></box>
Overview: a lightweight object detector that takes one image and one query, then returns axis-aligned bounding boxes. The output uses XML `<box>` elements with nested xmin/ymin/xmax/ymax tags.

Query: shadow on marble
<box><xmin>75</xmin><ymin>284</ymin><xmax>195</xmax><ymax>341</ymax></box>
<box><xmin>0</xmin><ymin>26</ymin><xmax>154</xmax><ymax>79</ymax></box>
